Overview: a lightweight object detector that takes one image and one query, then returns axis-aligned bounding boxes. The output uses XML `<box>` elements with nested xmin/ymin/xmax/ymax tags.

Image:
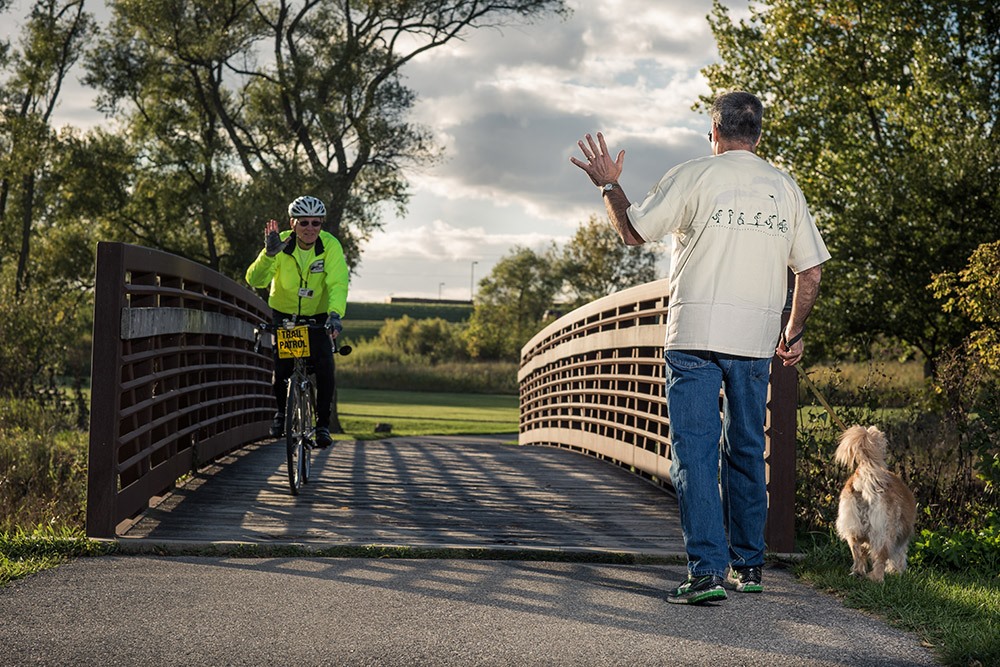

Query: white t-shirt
<box><xmin>627</xmin><ymin>150</ymin><xmax>831</xmax><ymax>358</ymax></box>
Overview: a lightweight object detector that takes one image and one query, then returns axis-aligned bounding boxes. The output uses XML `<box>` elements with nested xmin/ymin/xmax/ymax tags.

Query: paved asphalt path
<box><xmin>1</xmin><ymin>556</ymin><xmax>939</xmax><ymax>666</ymax></box>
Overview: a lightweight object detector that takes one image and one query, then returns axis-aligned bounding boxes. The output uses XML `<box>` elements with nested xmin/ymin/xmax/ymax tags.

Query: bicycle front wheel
<box><xmin>285</xmin><ymin>380</ymin><xmax>306</xmax><ymax>495</ymax></box>
<box><xmin>300</xmin><ymin>379</ymin><xmax>316</xmax><ymax>484</ymax></box>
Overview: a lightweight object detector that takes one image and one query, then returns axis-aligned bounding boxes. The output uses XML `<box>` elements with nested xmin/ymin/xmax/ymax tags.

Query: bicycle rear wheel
<box><xmin>285</xmin><ymin>381</ymin><xmax>306</xmax><ymax>495</ymax></box>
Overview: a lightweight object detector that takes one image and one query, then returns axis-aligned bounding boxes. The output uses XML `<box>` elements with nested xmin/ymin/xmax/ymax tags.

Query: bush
<box><xmin>0</xmin><ymin>272</ymin><xmax>91</xmax><ymax>399</ymax></box>
<box><xmin>795</xmin><ymin>364</ymin><xmax>995</xmax><ymax>537</ymax></box>
<box><xmin>375</xmin><ymin>316</ymin><xmax>470</xmax><ymax>363</ymax></box>
<box><xmin>333</xmin><ymin>316</ymin><xmax>515</xmax><ymax>393</ymax></box>
<box><xmin>0</xmin><ymin>399</ymin><xmax>89</xmax><ymax>532</ymax></box>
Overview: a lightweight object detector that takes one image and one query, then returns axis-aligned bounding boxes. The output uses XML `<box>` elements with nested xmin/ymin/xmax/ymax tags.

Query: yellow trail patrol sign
<box><xmin>277</xmin><ymin>326</ymin><xmax>311</xmax><ymax>359</ymax></box>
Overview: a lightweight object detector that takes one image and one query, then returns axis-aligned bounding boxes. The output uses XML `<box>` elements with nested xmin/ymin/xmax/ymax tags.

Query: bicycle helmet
<box><xmin>288</xmin><ymin>195</ymin><xmax>326</xmax><ymax>218</ymax></box>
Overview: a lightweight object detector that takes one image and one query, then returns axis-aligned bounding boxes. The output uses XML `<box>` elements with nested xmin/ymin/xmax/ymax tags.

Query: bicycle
<box><xmin>256</xmin><ymin>318</ymin><xmax>352</xmax><ymax>495</ymax></box>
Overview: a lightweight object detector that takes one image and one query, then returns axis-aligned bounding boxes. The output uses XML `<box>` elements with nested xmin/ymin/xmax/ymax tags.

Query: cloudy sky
<box><xmin>6</xmin><ymin>0</ymin><xmax>750</xmax><ymax>303</ymax></box>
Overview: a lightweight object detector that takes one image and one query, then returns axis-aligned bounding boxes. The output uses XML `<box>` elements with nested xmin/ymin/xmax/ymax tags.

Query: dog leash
<box><xmin>780</xmin><ymin>329</ymin><xmax>849</xmax><ymax>431</ymax></box>
<box><xmin>794</xmin><ymin>364</ymin><xmax>849</xmax><ymax>431</ymax></box>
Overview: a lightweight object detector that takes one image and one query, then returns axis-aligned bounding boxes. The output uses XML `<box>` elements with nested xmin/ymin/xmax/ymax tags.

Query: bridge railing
<box><xmin>518</xmin><ymin>279</ymin><xmax>798</xmax><ymax>552</ymax></box>
<box><xmin>86</xmin><ymin>242</ymin><xmax>275</xmax><ymax>538</ymax></box>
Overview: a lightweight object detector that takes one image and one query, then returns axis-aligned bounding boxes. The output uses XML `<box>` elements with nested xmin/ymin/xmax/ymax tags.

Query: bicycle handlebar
<box><xmin>254</xmin><ymin>320</ymin><xmax>352</xmax><ymax>356</ymax></box>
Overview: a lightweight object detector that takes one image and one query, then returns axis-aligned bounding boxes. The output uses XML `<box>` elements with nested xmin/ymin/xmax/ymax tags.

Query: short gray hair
<box><xmin>711</xmin><ymin>92</ymin><xmax>763</xmax><ymax>145</ymax></box>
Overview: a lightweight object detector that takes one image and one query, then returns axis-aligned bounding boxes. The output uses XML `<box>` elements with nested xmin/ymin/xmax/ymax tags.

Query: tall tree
<box><xmin>465</xmin><ymin>245</ymin><xmax>562</xmax><ymax>360</ymax></box>
<box><xmin>84</xmin><ymin>0</ymin><xmax>265</xmax><ymax>273</ymax></box>
<box><xmin>701</xmin><ymin>0</ymin><xmax>1000</xmax><ymax>374</ymax></box>
<box><xmin>0</xmin><ymin>0</ymin><xmax>94</xmax><ymax>295</ymax></box>
<box><xmin>87</xmin><ymin>0</ymin><xmax>569</xmax><ymax>280</ymax></box>
<box><xmin>559</xmin><ymin>214</ymin><xmax>659</xmax><ymax>308</ymax></box>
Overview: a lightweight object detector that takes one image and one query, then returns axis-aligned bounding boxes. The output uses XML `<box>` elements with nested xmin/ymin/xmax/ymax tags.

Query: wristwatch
<box><xmin>601</xmin><ymin>182</ymin><xmax>618</xmax><ymax>194</ymax></box>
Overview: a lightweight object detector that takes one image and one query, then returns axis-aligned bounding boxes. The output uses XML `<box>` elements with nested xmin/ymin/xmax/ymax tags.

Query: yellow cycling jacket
<box><xmin>245</xmin><ymin>230</ymin><xmax>348</xmax><ymax>318</ymax></box>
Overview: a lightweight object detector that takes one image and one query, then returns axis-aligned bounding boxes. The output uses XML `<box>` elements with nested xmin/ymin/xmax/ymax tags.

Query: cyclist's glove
<box><xmin>325</xmin><ymin>313</ymin><xmax>343</xmax><ymax>334</ymax></box>
<box><xmin>265</xmin><ymin>230</ymin><xmax>288</xmax><ymax>257</ymax></box>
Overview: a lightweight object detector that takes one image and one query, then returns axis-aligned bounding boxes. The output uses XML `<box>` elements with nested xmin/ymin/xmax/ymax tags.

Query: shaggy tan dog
<box><xmin>835</xmin><ymin>425</ymin><xmax>917</xmax><ymax>582</ymax></box>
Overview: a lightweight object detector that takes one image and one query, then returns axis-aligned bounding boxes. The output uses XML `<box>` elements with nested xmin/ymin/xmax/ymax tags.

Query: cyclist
<box><xmin>246</xmin><ymin>195</ymin><xmax>349</xmax><ymax>449</ymax></box>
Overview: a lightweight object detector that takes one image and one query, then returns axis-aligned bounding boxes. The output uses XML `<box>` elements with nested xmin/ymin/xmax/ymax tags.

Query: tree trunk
<box><xmin>200</xmin><ymin>163</ymin><xmax>220</xmax><ymax>271</ymax></box>
<box><xmin>15</xmin><ymin>172</ymin><xmax>35</xmax><ymax>297</ymax></box>
<box><xmin>0</xmin><ymin>177</ymin><xmax>9</xmax><ymax>224</ymax></box>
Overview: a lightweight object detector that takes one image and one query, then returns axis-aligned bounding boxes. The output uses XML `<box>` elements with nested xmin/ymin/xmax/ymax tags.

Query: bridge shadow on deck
<box><xmin>124</xmin><ymin>435</ymin><xmax>686</xmax><ymax>555</ymax></box>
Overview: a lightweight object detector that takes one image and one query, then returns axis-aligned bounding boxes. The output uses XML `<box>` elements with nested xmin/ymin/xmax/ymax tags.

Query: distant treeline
<box><xmin>347</xmin><ymin>301</ymin><xmax>473</xmax><ymax>324</ymax></box>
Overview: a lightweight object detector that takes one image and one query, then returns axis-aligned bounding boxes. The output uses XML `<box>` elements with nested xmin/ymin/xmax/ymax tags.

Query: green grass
<box><xmin>0</xmin><ymin>526</ymin><xmax>115</xmax><ymax>586</ymax></box>
<box><xmin>800</xmin><ymin>360</ymin><xmax>928</xmax><ymax>408</ymax></box>
<box><xmin>794</xmin><ymin>537</ymin><xmax>1000</xmax><ymax>666</ymax></box>
<box><xmin>336</xmin><ymin>388</ymin><xmax>519</xmax><ymax>440</ymax></box>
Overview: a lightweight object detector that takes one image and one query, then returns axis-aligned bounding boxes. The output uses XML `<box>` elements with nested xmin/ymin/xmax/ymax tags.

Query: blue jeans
<box><xmin>665</xmin><ymin>349</ymin><xmax>772</xmax><ymax>578</ymax></box>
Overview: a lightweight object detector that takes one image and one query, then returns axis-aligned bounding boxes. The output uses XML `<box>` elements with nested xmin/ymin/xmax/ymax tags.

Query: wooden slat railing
<box><xmin>86</xmin><ymin>242</ymin><xmax>275</xmax><ymax>538</ymax></box>
<box><xmin>518</xmin><ymin>279</ymin><xmax>798</xmax><ymax>552</ymax></box>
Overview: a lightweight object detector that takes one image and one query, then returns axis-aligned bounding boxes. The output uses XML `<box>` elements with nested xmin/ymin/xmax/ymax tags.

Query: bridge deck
<box><xmin>123</xmin><ymin>434</ymin><xmax>685</xmax><ymax>555</ymax></box>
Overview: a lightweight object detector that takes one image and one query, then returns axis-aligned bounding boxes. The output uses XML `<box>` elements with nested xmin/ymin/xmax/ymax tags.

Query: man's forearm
<box><xmin>603</xmin><ymin>187</ymin><xmax>644</xmax><ymax>245</ymax></box>
<box><xmin>787</xmin><ymin>265</ymin><xmax>822</xmax><ymax>334</ymax></box>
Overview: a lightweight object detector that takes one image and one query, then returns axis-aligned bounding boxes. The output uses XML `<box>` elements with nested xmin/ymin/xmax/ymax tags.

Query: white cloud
<box><xmin>363</xmin><ymin>219</ymin><xmax>562</xmax><ymax>263</ymax></box>
<box><xmin>391</xmin><ymin>0</ymin><xmax>722</xmax><ymax>222</ymax></box>
<box><xmin>348</xmin><ymin>0</ymin><xmax>731</xmax><ymax>298</ymax></box>
<box><xmin>2</xmin><ymin>0</ymin><xmax>743</xmax><ymax>301</ymax></box>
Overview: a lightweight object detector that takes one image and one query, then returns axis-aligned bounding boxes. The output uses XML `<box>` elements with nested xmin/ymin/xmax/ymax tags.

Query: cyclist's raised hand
<box><xmin>264</xmin><ymin>219</ymin><xmax>288</xmax><ymax>257</ymax></box>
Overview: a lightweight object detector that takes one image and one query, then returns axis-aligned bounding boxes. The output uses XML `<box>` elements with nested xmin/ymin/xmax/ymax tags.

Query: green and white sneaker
<box><xmin>667</xmin><ymin>574</ymin><xmax>727</xmax><ymax>605</ymax></box>
<box><xmin>727</xmin><ymin>565</ymin><xmax>764</xmax><ymax>593</ymax></box>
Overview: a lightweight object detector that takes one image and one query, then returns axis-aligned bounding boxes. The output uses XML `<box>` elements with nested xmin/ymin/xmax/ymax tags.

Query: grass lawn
<box><xmin>336</xmin><ymin>388</ymin><xmax>519</xmax><ymax>440</ymax></box>
<box><xmin>794</xmin><ymin>538</ymin><xmax>1000</xmax><ymax>666</ymax></box>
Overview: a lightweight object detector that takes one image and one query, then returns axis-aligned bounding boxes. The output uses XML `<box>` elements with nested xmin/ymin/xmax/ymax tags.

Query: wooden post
<box><xmin>764</xmin><ymin>269</ymin><xmax>798</xmax><ymax>553</ymax></box>
<box><xmin>86</xmin><ymin>242</ymin><xmax>126</xmax><ymax>538</ymax></box>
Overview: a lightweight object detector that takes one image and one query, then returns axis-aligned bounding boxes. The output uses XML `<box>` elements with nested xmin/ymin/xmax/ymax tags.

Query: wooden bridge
<box><xmin>121</xmin><ymin>434</ymin><xmax>686</xmax><ymax>554</ymax></box>
<box><xmin>88</xmin><ymin>243</ymin><xmax>797</xmax><ymax>554</ymax></box>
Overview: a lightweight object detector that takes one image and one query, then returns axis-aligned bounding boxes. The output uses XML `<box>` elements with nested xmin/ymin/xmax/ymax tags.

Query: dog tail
<box><xmin>835</xmin><ymin>425</ymin><xmax>887</xmax><ymax>469</ymax></box>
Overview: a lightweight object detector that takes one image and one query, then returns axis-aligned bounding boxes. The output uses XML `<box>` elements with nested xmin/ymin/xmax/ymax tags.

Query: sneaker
<box><xmin>728</xmin><ymin>565</ymin><xmax>764</xmax><ymax>593</ymax></box>
<box><xmin>315</xmin><ymin>427</ymin><xmax>332</xmax><ymax>449</ymax></box>
<box><xmin>666</xmin><ymin>574</ymin><xmax>727</xmax><ymax>605</ymax></box>
<box><xmin>270</xmin><ymin>412</ymin><xmax>285</xmax><ymax>438</ymax></box>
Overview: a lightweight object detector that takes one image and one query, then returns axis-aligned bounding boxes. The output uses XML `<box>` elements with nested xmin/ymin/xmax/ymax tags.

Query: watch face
<box><xmin>603</xmin><ymin>183</ymin><xmax>615</xmax><ymax>191</ymax></box>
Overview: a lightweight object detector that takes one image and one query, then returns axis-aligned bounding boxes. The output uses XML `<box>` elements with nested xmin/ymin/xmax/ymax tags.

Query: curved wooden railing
<box><xmin>518</xmin><ymin>279</ymin><xmax>798</xmax><ymax>552</ymax></box>
<box><xmin>86</xmin><ymin>242</ymin><xmax>275</xmax><ymax>538</ymax></box>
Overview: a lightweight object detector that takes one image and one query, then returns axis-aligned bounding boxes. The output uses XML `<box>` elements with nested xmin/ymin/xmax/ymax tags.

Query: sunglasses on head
<box><xmin>296</xmin><ymin>218</ymin><xmax>323</xmax><ymax>227</ymax></box>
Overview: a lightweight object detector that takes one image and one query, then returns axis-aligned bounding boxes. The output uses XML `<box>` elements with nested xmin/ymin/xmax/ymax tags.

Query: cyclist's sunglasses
<box><xmin>295</xmin><ymin>218</ymin><xmax>324</xmax><ymax>227</ymax></box>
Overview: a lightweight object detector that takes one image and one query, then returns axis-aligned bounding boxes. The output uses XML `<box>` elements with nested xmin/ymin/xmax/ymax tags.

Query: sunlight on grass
<box><xmin>336</xmin><ymin>388</ymin><xmax>519</xmax><ymax>440</ymax></box>
<box><xmin>0</xmin><ymin>527</ymin><xmax>114</xmax><ymax>586</ymax></box>
<box><xmin>795</xmin><ymin>538</ymin><xmax>1000</xmax><ymax>666</ymax></box>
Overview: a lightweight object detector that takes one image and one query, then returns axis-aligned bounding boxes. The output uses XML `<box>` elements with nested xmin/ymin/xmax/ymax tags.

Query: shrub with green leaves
<box><xmin>910</xmin><ymin>512</ymin><xmax>1000</xmax><ymax>574</ymax></box>
<box><xmin>795</xmin><ymin>365</ymin><xmax>994</xmax><ymax>537</ymax></box>
<box><xmin>375</xmin><ymin>315</ymin><xmax>469</xmax><ymax>363</ymax></box>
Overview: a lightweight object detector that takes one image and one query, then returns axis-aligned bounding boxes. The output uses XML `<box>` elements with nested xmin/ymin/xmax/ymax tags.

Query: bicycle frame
<box><xmin>257</xmin><ymin>319</ymin><xmax>325</xmax><ymax>495</ymax></box>
<box><xmin>255</xmin><ymin>317</ymin><xmax>352</xmax><ymax>495</ymax></box>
